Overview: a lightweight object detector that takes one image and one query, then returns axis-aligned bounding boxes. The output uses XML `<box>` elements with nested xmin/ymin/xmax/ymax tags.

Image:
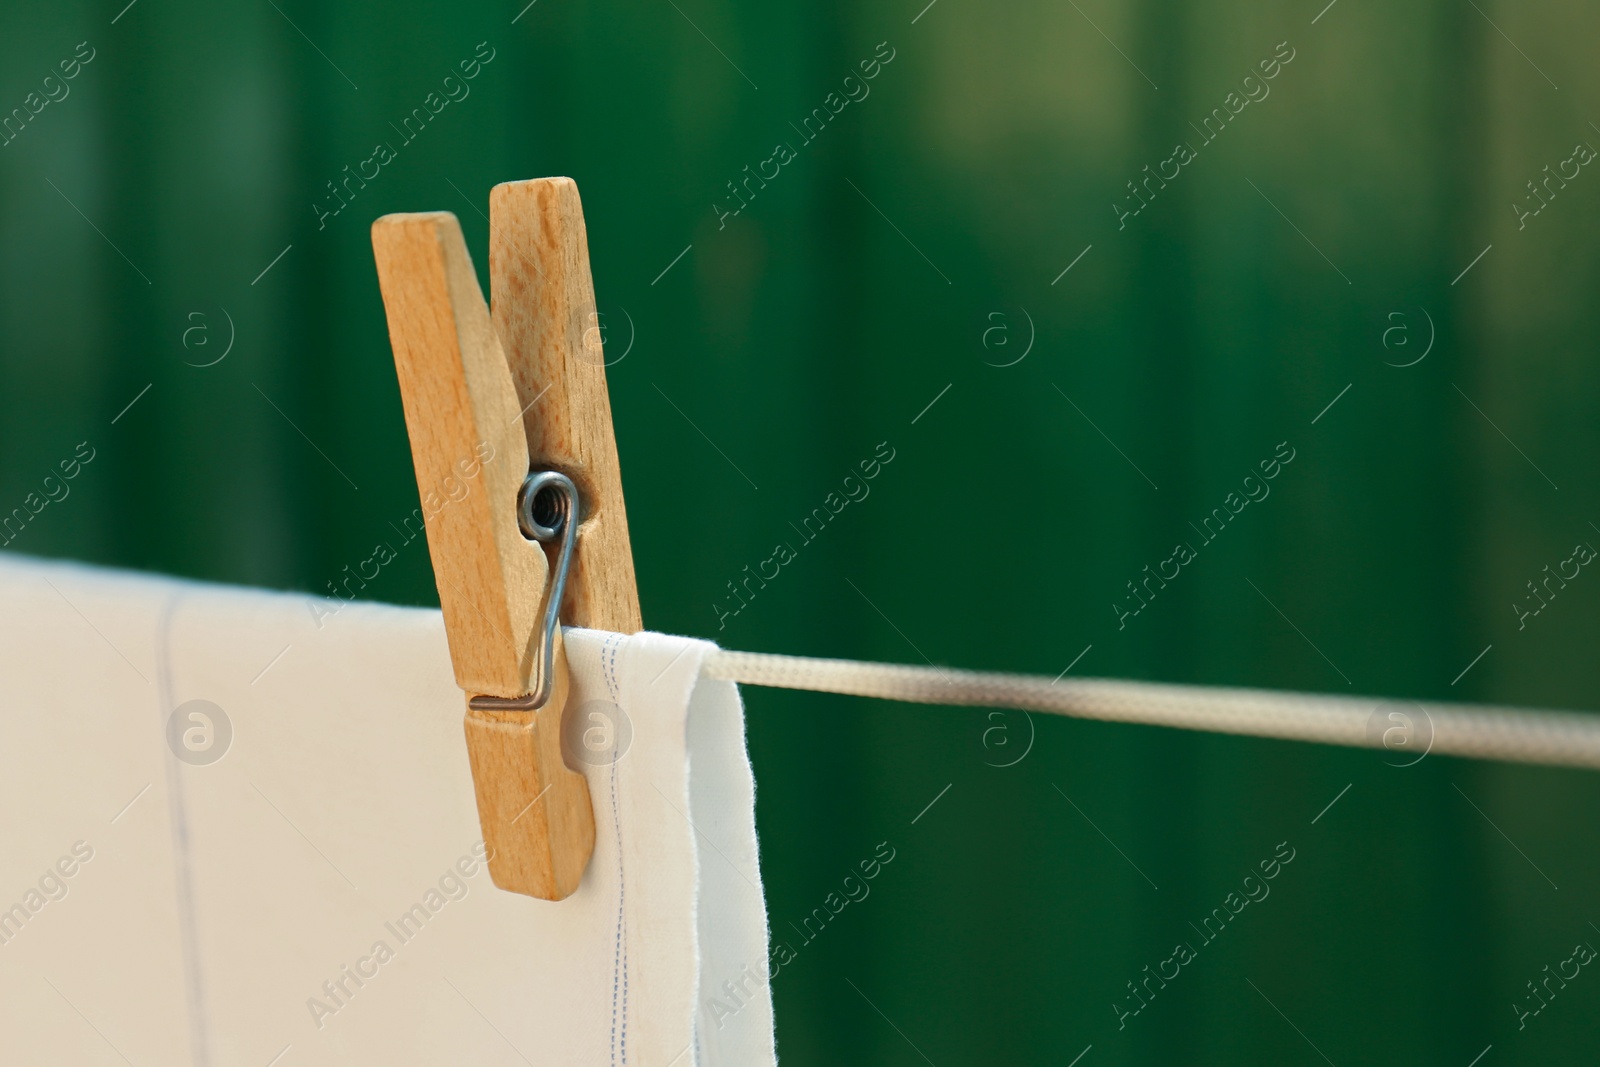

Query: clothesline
<box><xmin>702</xmin><ymin>650</ymin><xmax>1600</xmax><ymax>770</ymax></box>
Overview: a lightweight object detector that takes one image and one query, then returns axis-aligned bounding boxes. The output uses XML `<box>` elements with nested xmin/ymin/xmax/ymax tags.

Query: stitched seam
<box><xmin>604</xmin><ymin>633</ymin><xmax>629</xmax><ymax>1065</ymax></box>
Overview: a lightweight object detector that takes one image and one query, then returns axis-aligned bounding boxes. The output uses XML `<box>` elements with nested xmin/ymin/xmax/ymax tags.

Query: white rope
<box><xmin>701</xmin><ymin>649</ymin><xmax>1600</xmax><ymax>771</ymax></box>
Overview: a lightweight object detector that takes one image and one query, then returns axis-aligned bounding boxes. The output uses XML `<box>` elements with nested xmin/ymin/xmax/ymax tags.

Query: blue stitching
<box><xmin>603</xmin><ymin>633</ymin><xmax>630</xmax><ymax>1065</ymax></box>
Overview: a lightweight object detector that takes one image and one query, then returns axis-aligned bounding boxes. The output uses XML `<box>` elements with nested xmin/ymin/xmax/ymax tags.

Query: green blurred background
<box><xmin>4</xmin><ymin>0</ymin><xmax>1599</xmax><ymax>1062</ymax></box>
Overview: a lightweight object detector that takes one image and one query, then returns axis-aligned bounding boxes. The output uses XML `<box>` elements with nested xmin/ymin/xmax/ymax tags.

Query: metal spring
<box><xmin>468</xmin><ymin>469</ymin><xmax>579</xmax><ymax>712</ymax></box>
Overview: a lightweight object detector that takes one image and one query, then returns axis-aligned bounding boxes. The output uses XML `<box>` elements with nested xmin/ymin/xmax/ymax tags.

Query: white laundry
<box><xmin>0</xmin><ymin>554</ymin><xmax>775</xmax><ymax>1067</ymax></box>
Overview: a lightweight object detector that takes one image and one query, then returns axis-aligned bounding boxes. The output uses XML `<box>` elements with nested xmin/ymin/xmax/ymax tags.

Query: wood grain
<box><xmin>490</xmin><ymin>178</ymin><xmax>643</xmax><ymax>635</ymax></box>
<box><xmin>372</xmin><ymin>211</ymin><xmax>545</xmax><ymax>699</ymax></box>
<box><xmin>463</xmin><ymin>640</ymin><xmax>594</xmax><ymax>899</ymax></box>
<box><xmin>372</xmin><ymin>209</ymin><xmax>595</xmax><ymax>900</ymax></box>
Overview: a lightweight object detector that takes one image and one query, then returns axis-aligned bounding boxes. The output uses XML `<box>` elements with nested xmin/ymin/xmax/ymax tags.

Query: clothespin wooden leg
<box><xmin>371</xmin><ymin>210</ymin><xmax>593</xmax><ymax>900</ymax></box>
<box><xmin>463</xmin><ymin>642</ymin><xmax>591</xmax><ymax>898</ymax></box>
<box><xmin>489</xmin><ymin>178</ymin><xmax>641</xmax><ymax>634</ymax></box>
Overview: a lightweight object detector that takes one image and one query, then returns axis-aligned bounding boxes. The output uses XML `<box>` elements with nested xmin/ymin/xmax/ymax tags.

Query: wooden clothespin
<box><xmin>371</xmin><ymin>178</ymin><xmax>641</xmax><ymax>900</ymax></box>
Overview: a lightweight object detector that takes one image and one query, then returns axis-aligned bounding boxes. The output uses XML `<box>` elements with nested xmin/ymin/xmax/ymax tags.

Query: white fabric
<box><xmin>0</xmin><ymin>554</ymin><xmax>775</xmax><ymax>1067</ymax></box>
